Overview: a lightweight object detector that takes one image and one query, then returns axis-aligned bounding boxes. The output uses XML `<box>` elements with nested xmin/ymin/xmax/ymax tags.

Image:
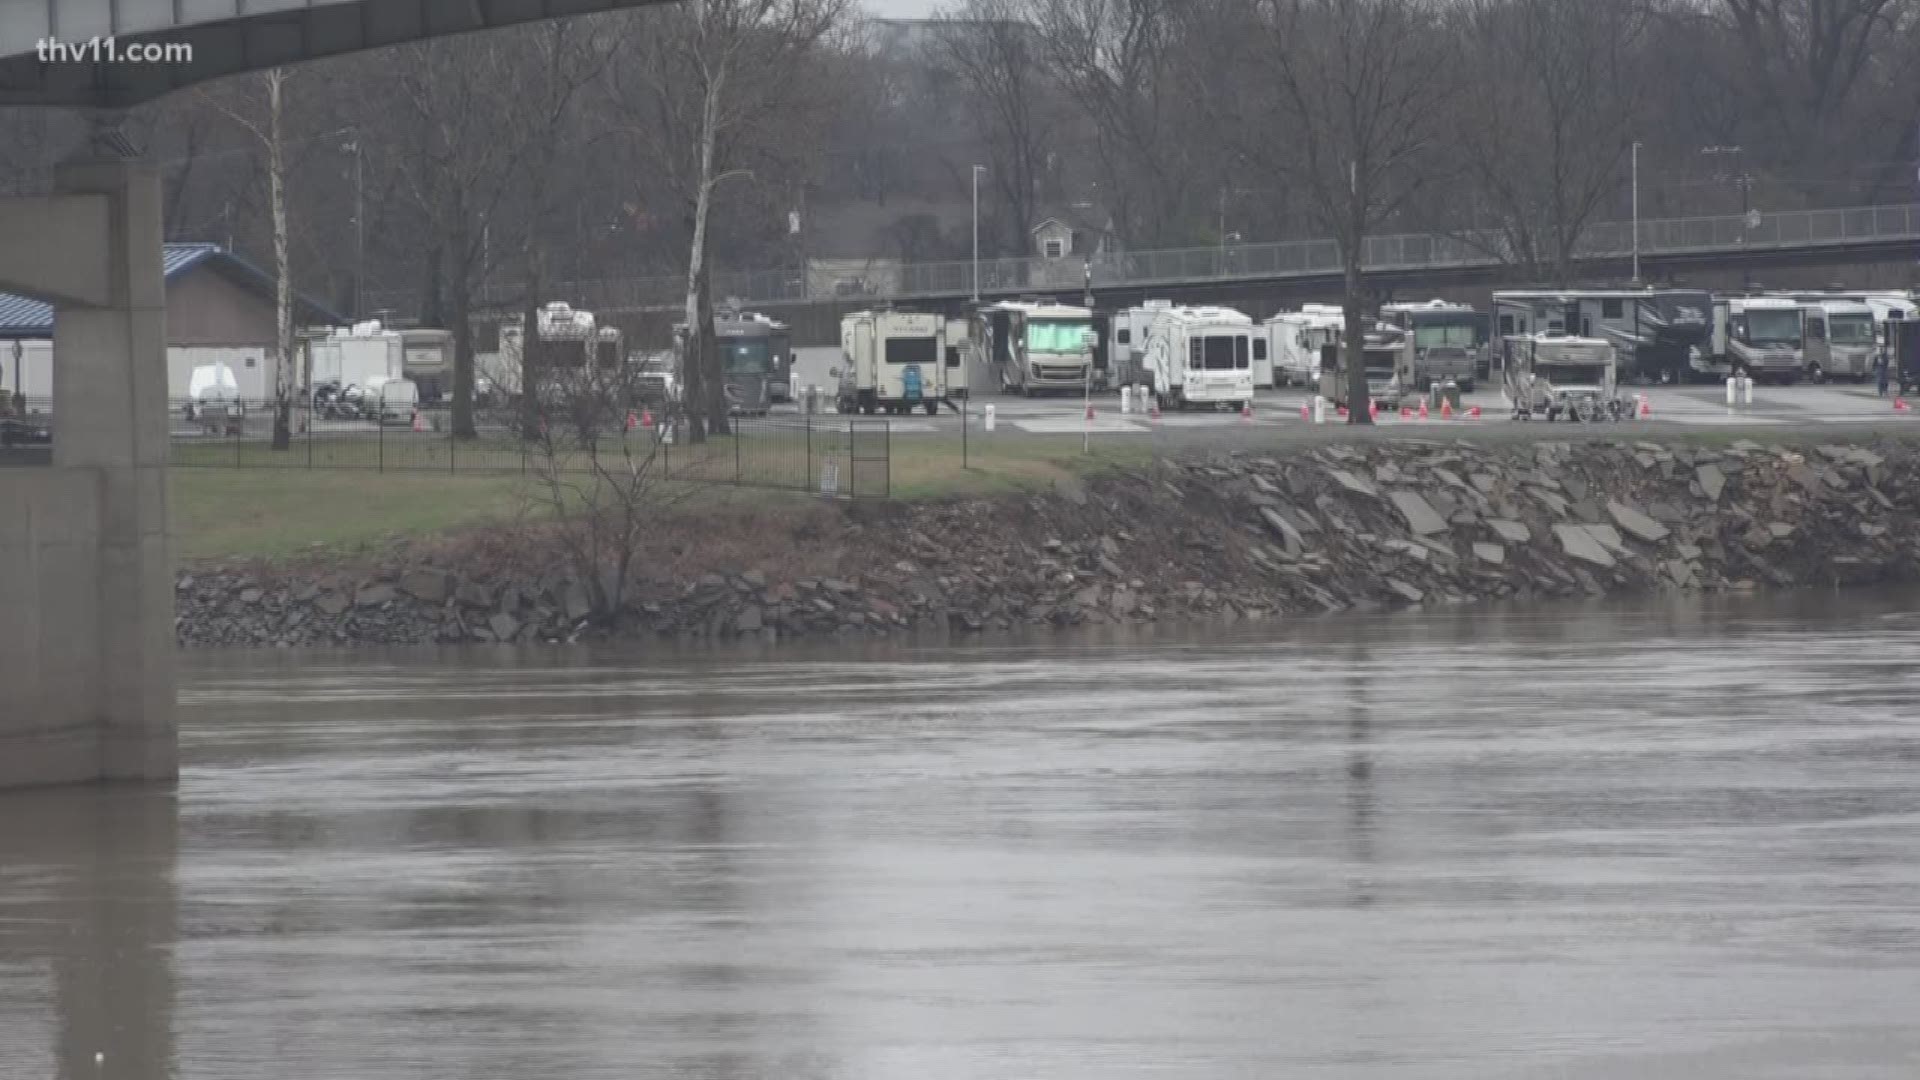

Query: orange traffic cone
<box><xmin>1336</xmin><ymin>405</ymin><xmax>1349</xmax><ymax>417</ymax></box>
<box><xmin>1468</xmin><ymin>405</ymin><xmax>1482</xmax><ymax>419</ymax></box>
<box><xmin>625</xmin><ymin>409</ymin><xmax>638</xmax><ymax>431</ymax></box>
<box><xmin>411</xmin><ymin>408</ymin><xmax>425</xmax><ymax>433</ymax></box>
<box><xmin>1368</xmin><ymin>398</ymin><xmax>1379</xmax><ymax>420</ymax></box>
<box><xmin>641</xmin><ymin>407</ymin><xmax>655</xmax><ymax>428</ymax></box>
<box><xmin>1896</xmin><ymin>397</ymin><xmax>1912</xmax><ymax>413</ymax></box>
<box><xmin>1418</xmin><ymin>398</ymin><xmax>1429</xmax><ymax>420</ymax></box>
<box><xmin>1399</xmin><ymin>405</ymin><xmax>1412</xmax><ymax>420</ymax></box>
<box><xmin>1300</xmin><ymin>399</ymin><xmax>1310</xmax><ymax>420</ymax></box>
<box><xmin>1149</xmin><ymin>403</ymin><xmax>1162</xmax><ymax>421</ymax></box>
<box><xmin>1440</xmin><ymin>398</ymin><xmax>1453</xmax><ymax>420</ymax></box>
<box><xmin>1085</xmin><ymin>402</ymin><xmax>1096</xmax><ymax>421</ymax></box>
<box><xmin>1240</xmin><ymin>401</ymin><xmax>1253</xmax><ymax>422</ymax></box>
<box><xmin>1638</xmin><ymin>394</ymin><xmax>1652</xmax><ymax>418</ymax></box>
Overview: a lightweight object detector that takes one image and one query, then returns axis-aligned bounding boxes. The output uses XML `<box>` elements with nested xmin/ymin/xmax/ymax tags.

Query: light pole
<box><xmin>971</xmin><ymin>165</ymin><xmax>985</xmax><ymax>303</ymax></box>
<box><xmin>1630</xmin><ymin>141</ymin><xmax>1641</xmax><ymax>285</ymax></box>
<box><xmin>343</xmin><ymin>132</ymin><xmax>364</xmax><ymax>318</ymax></box>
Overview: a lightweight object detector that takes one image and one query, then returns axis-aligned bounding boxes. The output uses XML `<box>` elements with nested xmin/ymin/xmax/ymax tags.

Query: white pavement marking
<box><xmin>1014</xmin><ymin>417</ymin><xmax>1149</xmax><ymax>434</ymax></box>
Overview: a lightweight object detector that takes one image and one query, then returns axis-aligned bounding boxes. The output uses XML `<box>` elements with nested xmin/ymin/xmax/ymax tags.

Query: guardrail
<box><xmin>365</xmin><ymin>201</ymin><xmax>1920</xmax><ymax>315</ymax></box>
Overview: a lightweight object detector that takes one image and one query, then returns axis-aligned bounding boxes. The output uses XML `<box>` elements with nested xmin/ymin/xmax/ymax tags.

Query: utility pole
<box><xmin>971</xmin><ymin>165</ymin><xmax>985</xmax><ymax>303</ymax></box>
<box><xmin>1631</xmin><ymin>141</ymin><xmax>1641</xmax><ymax>285</ymax></box>
<box><xmin>344</xmin><ymin>132</ymin><xmax>364</xmax><ymax>319</ymax></box>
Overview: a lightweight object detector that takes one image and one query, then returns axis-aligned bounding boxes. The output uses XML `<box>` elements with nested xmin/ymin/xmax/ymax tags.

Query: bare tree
<box><xmin>523</xmin><ymin>345</ymin><xmax>689</xmax><ymax>622</ymax></box>
<box><xmin>608</xmin><ymin>0</ymin><xmax>847</xmax><ymax>445</ymax></box>
<box><xmin>1201</xmin><ymin>0</ymin><xmax>1457</xmax><ymax>424</ymax></box>
<box><xmin>1034</xmin><ymin>0</ymin><xmax>1194</xmax><ymax>246</ymax></box>
<box><xmin>930</xmin><ymin>0</ymin><xmax>1054</xmax><ymax>255</ymax></box>
<box><xmin>203</xmin><ymin>68</ymin><xmax>297</xmax><ymax>449</ymax></box>
<box><xmin>1454</xmin><ymin>0</ymin><xmax>1651</xmax><ymax>282</ymax></box>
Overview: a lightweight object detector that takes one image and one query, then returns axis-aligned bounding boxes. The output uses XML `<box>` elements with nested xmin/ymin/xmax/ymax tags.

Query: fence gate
<box><xmin>847</xmin><ymin>418</ymin><xmax>890</xmax><ymax>499</ymax></box>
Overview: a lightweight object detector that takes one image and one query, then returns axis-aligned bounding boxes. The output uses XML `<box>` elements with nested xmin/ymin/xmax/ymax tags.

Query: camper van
<box><xmin>838</xmin><ymin>310</ymin><xmax>949</xmax><ymax>415</ymax></box>
<box><xmin>1377</xmin><ymin>299</ymin><xmax>1487</xmax><ymax>390</ymax></box>
<box><xmin>1136</xmin><ymin>305</ymin><xmax>1256</xmax><ymax>410</ymax></box>
<box><xmin>1317</xmin><ymin>328</ymin><xmax>1404</xmax><ymax>410</ymax></box>
<box><xmin>1502</xmin><ymin>332</ymin><xmax>1630</xmax><ymax>422</ymax></box>
<box><xmin>1492</xmin><ymin>289</ymin><xmax>1712</xmax><ymax>382</ymax></box>
<box><xmin>975</xmin><ymin>300</ymin><xmax>1098</xmax><ymax>395</ymax></box>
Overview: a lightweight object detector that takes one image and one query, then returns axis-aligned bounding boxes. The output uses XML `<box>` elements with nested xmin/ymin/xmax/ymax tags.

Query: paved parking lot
<box><xmin>785</xmin><ymin>382</ymin><xmax>1918</xmax><ymax>435</ymax></box>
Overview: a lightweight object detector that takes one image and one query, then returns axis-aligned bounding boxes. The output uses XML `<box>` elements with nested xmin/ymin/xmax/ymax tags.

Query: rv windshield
<box><xmin>1027</xmin><ymin>319</ymin><xmax>1091</xmax><ymax>353</ymax></box>
<box><xmin>1743</xmin><ymin>309</ymin><xmax>1802</xmax><ymax>346</ymax></box>
<box><xmin>1197</xmin><ymin>336</ymin><xmax>1240</xmax><ymax>370</ymax></box>
<box><xmin>1538</xmin><ymin>362</ymin><xmax>1607</xmax><ymax>386</ymax></box>
<box><xmin>1412</xmin><ymin>318</ymin><xmax>1482</xmax><ymax>349</ymax></box>
<box><xmin>1829</xmin><ymin>314</ymin><xmax>1875</xmax><ymax>345</ymax></box>
<box><xmin>722</xmin><ymin>339</ymin><xmax>770</xmax><ymax>373</ymax></box>
<box><xmin>885</xmin><ymin>336</ymin><xmax>939</xmax><ymax>365</ymax></box>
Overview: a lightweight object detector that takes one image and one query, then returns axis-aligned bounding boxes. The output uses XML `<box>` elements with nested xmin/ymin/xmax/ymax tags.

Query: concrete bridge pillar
<box><xmin>0</xmin><ymin>125</ymin><xmax>177</xmax><ymax>788</ymax></box>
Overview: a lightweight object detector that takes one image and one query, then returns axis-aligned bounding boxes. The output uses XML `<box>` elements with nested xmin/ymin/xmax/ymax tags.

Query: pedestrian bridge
<box><xmin>0</xmin><ymin>0</ymin><xmax>665</xmax><ymax>791</ymax></box>
<box><xmin>440</xmin><ymin>201</ymin><xmax>1920</xmax><ymax>317</ymax></box>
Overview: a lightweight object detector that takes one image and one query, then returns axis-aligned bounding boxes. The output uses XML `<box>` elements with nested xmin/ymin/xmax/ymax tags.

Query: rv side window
<box><xmin>946</xmin><ymin>346</ymin><xmax>961</xmax><ymax>368</ymax></box>
<box><xmin>1602</xmin><ymin>299</ymin><xmax>1624</xmax><ymax>319</ymax></box>
<box><xmin>1499</xmin><ymin>314</ymin><xmax>1515</xmax><ymax>335</ymax></box>
<box><xmin>1808</xmin><ymin>318</ymin><xmax>1826</xmax><ymax>341</ymax></box>
<box><xmin>1252</xmin><ymin>338</ymin><xmax>1268</xmax><ymax>362</ymax></box>
<box><xmin>1116</xmin><ymin>328</ymin><xmax>1130</xmax><ymax>345</ymax></box>
<box><xmin>1189</xmin><ymin>339</ymin><xmax>1204</xmax><ymax>369</ymax></box>
<box><xmin>1235</xmin><ymin>336</ymin><xmax>1250</xmax><ymax>369</ymax></box>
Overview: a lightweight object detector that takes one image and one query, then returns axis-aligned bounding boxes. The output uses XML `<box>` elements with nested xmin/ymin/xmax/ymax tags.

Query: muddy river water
<box><xmin>5</xmin><ymin>591</ymin><xmax>1920</xmax><ymax>1078</ymax></box>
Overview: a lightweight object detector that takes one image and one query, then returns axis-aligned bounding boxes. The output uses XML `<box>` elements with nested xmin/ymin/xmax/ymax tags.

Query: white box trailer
<box><xmin>309</xmin><ymin>322</ymin><xmax>404</xmax><ymax>396</ymax></box>
<box><xmin>1264</xmin><ymin>307</ymin><xmax>1344</xmax><ymax>387</ymax></box>
<box><xmin>1110</xmin><ymin>299</ymin><xmax>1174</xmax><ymax>388</ymax></box>
<box><xmin>1141</xmin><ymin>305</ymin><xmax>1257</xmax><ymax>410</ymax></box>
<box><xmin>838</xmin><ymin>310</ymin><xmax>949</xmax><ymax>415</ymax></box>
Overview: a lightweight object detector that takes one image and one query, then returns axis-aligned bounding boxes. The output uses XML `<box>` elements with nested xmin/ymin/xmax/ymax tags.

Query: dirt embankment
<box><xmin>174</xmin><ymin>436</ymin><xmax>1920</xmax><ymax>649</ymax></box>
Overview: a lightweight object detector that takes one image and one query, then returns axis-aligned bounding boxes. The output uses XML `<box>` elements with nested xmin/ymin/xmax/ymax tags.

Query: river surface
<box><xmin>6</xmin><ymin>592</ymin><xmax>1920</xmax><ymax>1079</ymax></box>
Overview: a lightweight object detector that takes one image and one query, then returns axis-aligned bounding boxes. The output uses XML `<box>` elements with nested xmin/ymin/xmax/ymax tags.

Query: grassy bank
<box><xmin>167</xmin><ymin>433</ymin><xmax>1149</xmax><ymax>561</ymax></box>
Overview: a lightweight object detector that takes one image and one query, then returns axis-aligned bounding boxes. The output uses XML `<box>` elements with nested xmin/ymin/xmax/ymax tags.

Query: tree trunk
<box><xmin>268</xmin><ymin>69</ymin><xmax>294</xmax><ymax>451</ymax></box>
<box><xmin>449</xmin><ymin>247</ymin><xmax>477</xmax><ymax>440</ymax></box>
<box><xmin>1342</xmin><ymin>236</ymin><xmax>1372</xmax><ymax>427</ymax></box>
<box><xmin>699</xmin><ymin>266</ymin><xmax>731</xmax><ymax>437</ymax></box>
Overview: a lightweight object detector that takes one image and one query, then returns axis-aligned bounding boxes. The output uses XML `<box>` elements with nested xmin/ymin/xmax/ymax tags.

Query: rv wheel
<box><xmin>924</xmin><ymin>400</ymin><xmax>938</xmax><ymax>416</ymax></box>
<box><xmin>1807</xmin><ymin>363</ymin><xmax>1824</xmax><ymax>384</ymax></box>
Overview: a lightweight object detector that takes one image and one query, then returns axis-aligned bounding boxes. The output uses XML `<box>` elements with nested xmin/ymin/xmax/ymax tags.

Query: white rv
<box><xmin>838</xmin><ymin>310</ymin><xmax>949</xmax><ymax>416</ymax></box>
<box><xmin>1708</xmin><ymin>295</ymin><xmax>1806</xmax><ymax>382</ymax></box>
<box><xmin>1140</xmin><ymin>305</ymin><xmax>1257</xmax><ymax>411</ymax></box>
<box><xmin>943</xmin><ymin>318</ymin><xmax>973</xmax><ymax>399</ymax></box>
<box><xmin>975</xmin><ymin>300</ymin><xmax>1098</xmax><ymax>395</ymax></box>
<box><xmin>1265</xmin><ymin>305</ymin><xmax>1345</xmax><ymax>386</ymax></box>
<box><xmin>495</xmin><ymin>301</ymin><xmax>623</xmax><ymax>400</ymax></box>
<box><xmin>1798</xmin><ymin>298</ymin><xmax>1877</xmax><ymax>382</ymax></box>
<box><xmin>399</xmin><ymin>327</ymin><xmax>453</xmax><ymax>403</ymax></box>
<box><xmin>1110</xmin><ymin>299</ymin><xmax>1175</xmax><ymax>388</ymax></box>
<box><xmin>1378</xmin><ymin>299</ymin><xmax>1486</xmax><ymax>390</ymax></box>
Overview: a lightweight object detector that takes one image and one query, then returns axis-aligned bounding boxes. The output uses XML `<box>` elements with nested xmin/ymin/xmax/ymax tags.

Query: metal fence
<box><xmin>364</xmin><ymin>199</ymin><xmax>1920</xmax><ymax>315</ymax></box>
<box><xmin>1</xmin><ymin>398</ymin><xmax>888</xmax><ymax>498</ymax></box>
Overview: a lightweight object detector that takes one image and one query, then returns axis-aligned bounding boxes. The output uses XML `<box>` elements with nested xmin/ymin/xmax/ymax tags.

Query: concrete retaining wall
<box><xmin>0</xmin><ymin>468</ymin><xmax>105</xmax><ymax>787</ymax></box>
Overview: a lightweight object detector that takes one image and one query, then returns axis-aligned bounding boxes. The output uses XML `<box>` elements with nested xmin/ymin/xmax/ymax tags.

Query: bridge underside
<box><xmin>0</xmin><ymin>0</ymin><xmax>666</xmax><ymax>791</ymax></box>
<box><xmin>0</xmin><ymin>0</ymin><xmax>670</xmax><ymax>107</ymax></box>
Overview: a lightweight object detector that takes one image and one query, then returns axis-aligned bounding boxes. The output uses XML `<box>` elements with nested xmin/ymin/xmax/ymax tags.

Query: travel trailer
<box><xmin>1110</xmin><ymin>299</ymin><xmax>1174</xmax><ymax>388</ymax></box>
<box><xmin>1138</xmin><ymin>305</ymin><xmax>1257</xmax><ymax>411</ymax></box>
<box><xmin>1265</xmin><ymin>305</ymin><xmax>1344</xmax><ymax>387</ymax></box>
<box><xmin>1377</xmin><ymin>299</ymin><xmax>1486</xmax><ymax>389</ymax></box>
<box><xmin>974</xmin><ymin>300</ymin><xmax>1098</xmax><ymax>395</ymax></box>
<box><xmin>495</xmin><ymin>301</ymin><xmax>624</xmax><ymax>401</ymax></box>
<box><xmin>838</xmin><ymin>309</ymin><xmax>950</xmax><ymax>415</ymax></box>
<box><xmin>1491</xmin><ymin>289</ymin><xmax>1712</xmax><ymax>382</ymax></box>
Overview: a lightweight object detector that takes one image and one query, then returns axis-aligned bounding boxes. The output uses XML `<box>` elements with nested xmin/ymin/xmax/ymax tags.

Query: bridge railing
<box><xmin>365</xmin><ymin>201</ymin><xmax>1920</xmax><ymax>315</ymax></box>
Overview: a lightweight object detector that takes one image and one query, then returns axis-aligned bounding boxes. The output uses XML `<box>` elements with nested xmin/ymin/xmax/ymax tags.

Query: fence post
<box><xmin>735</xmin><ymin>421</ymin><xmax>742</xmax><ymax>485</ymax></box>
<box><xmin>378</xmin><ymin>412</ymin><xmax>384</xmax><ymax>473</ymax></box>
<box><xmin>449</xmin><ymin>409</ymin><xmax>456</xmax><ymax>475</ymax></box>
<box><xmin>306</xmin><ymin>401</ymin><xmax>313</xmax><ymax>469</ymax></box>
<box><xmin>805</xmin><ymin>413</ymin><xmax>813</xmax><ymax>493</ymax></box>
<box><xmin>235</xmin><ymin>404</ymin><xmax>242</xmax><ymax>468</ymax></box>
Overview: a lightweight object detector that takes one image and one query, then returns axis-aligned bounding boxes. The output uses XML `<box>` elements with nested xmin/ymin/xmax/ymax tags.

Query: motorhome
<box><xmin>1796</xmin><ymin>298</ymin><xmax>1877</xmax><ymax>382</ymax></box>
<box><xmin>1317</xmin><ymin>327</ymin><xmax>1404</xmax><ymax>410</ymax></box>
<box><xmin>496</xmin><ymin>301</ymin><xmax>623</xmax><ymax>401</ymax></box>
<box><xmin>1501</xmin><ymin>332</ymin><xmax>1630</xmax><ymax>422</ymax></box>
<box><xmin>1377</xmin><ymin>299</ymin><xmax>1487</xmax><ymax>389</ymax></box>
<box><xmin>1707</xmin><ymin>295</ymin><xmax>1806</xmax><ymax>382</ymax></box>
<box><xmin>838</xmin><ymin>309</ymin><xmax>950</xmax><ymax>415</ymax></box>
<box><xmin>1110</xmin><ymin>299</ymin><xmax>1174</xmax><ymax>388</ymax></box>
<box><xmin>1265</xmin><ymin>305</ymin><xmax>1344</xmax><ymax>387</ymax></box>
<box><xmin>1491</xmin><ymin>289</ymin><xmax>1713</xmax><ymax>382</ymax></box>
<box><xmin>714</xmin><ymin>309</ymin><xmax>793</xmax><ymax>404</ymax></box>
<box><xmin>1782</xmin><ymin>290</ymin><xmax>1916</xmax><ymax>351</ymax></box>
<box><xmin>1138</xmin><ymin>305</ymin><xmax>1257</xmax><ymax>411</ymax></box>
<box><xmin>975</xmin><ymin>300</ymin><xmax>1098</xmax><ymax>395</ymax></box>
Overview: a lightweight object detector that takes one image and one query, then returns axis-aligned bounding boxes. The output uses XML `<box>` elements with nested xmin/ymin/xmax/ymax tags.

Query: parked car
<box><xmin>0</xmin><ymin>415</ymin><xmax>51</xmax><ymax>448</ymax></box>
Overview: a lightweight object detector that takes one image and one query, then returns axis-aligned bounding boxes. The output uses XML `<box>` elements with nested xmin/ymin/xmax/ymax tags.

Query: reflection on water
<box><xmin>5</xmin><ymin>590</ymin><xmax>1920</xmax><ymax>1078</ymax></box>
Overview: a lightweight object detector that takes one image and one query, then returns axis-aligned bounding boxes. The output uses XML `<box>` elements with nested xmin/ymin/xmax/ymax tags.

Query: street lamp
<box><xmin>1631</xmin><ymin>141</ymin><xmax>1641</xmax><ymax>285</ymax></box>
<box><xmin>971</xmin><ymin>165</ymin><xmax>986</xmax><ymax>303</ymax></box>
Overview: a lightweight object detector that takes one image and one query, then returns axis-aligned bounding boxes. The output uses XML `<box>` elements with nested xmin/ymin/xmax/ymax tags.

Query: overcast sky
<box><xmin>863</xmin><ymin>0</ymin><xmax>941</xmax><ymax>17</ymax></box>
